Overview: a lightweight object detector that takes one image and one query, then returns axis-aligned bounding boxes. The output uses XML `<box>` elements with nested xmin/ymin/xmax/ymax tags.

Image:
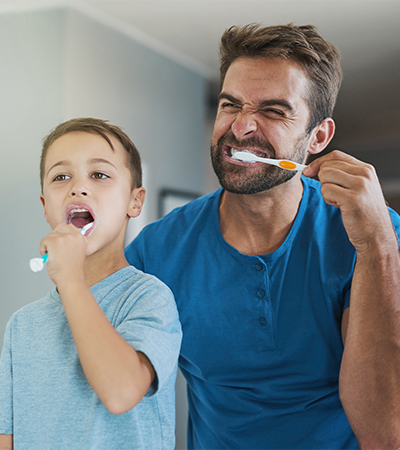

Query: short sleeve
<box><xmin>114</xmin><ymin>276</ymin><xmax>182</xmax><ymax>396</ymax></box>
<box><xmin>0</xmin><ymin>320</ymin><xmax>14</xmax><ymax>434</ymax></box>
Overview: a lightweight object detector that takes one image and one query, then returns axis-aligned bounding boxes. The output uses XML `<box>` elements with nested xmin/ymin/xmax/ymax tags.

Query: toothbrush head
<box><xmin>29</xmin><ymin>257</ymin><xmax>45</xmax><ymax>272</ymax></box>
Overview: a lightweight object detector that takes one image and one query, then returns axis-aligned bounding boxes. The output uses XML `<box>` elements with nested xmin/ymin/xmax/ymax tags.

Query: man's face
<box><xmin>211</xmin><ymin>57</ymin><xmax>313</xmax><ymax>194</ymax></box>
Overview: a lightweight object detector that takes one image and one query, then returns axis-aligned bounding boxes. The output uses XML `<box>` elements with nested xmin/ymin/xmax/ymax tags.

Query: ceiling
<box><xmin>1</xmin><ymin>0</ymin><xmax>400</xmax><ymax>83</ymax></box>
<box><xmin>83</xmin><ymin>0</ymin><xmax>400</xmax><ymax>81</ymax></box>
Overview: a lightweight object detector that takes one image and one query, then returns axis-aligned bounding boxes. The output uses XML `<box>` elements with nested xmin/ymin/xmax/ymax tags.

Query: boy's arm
<box><xmin>0</xmin><ymin>434</ymin><xmax>13</xmax><ymax>450</ymax></box>
<box><xmin>42</xmin><ymin>224</ymin><xmax>155</xmax><ymax>415</ymax></box>
<box><xmin>58</xmin><ymin>280</ymin><xmax>155</xmax><ymax>415</ymax></box>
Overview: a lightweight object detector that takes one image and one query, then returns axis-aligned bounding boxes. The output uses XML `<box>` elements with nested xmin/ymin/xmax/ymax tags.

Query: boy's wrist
<box><xmin>57</xmin><ymin>276</ymin><xmax>89</xmax><ymax>302</ymax></box>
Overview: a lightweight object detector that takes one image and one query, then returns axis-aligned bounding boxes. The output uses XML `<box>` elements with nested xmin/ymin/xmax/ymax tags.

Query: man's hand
<box><xmin>39</xmin><ymin>223</ymin><xmax>87</xmax><ymax>286</ymax></box>
<box><xmin>303</xmin><ymin>150</ymin><xmax>395</xmax><ymax>253</ymax></box>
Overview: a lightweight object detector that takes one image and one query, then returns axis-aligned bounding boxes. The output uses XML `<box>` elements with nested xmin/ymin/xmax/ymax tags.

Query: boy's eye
<box><xmin>92</xmin><ymin>172</ymin><xmax>108</xmax><ymax>180</ymax></box>
<box><xmin>53</xmin><ymin>174</ymin><xmax>70</xmax><ymax>181</ymax></box>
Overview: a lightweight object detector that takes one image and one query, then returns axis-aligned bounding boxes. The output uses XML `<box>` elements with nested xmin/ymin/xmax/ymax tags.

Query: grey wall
<box><xmin>0</xmin><ymin>9</ymin><xmax>67</xmax><ymax>338</ymax></box>
<box><xmin>0</xmin><ymin>8</ymin><xmax>208</xmax><ymax>449</ymax></box>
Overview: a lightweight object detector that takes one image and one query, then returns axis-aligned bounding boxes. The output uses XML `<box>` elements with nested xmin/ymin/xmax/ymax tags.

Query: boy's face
<box><xmin>40</xmin><ymin>131</ymin><xmax>144</xmax><ymax>259</ymax></box>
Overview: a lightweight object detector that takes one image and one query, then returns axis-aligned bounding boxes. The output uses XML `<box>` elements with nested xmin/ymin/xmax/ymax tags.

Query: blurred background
<box><xmin>0</xmin><ymin>1</ymin><xmax>399</xmax><ymax>448</ymax></box>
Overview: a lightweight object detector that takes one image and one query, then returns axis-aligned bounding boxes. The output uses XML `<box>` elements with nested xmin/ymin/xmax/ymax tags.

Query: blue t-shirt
<box><xmin>0</xmin><ymin>266</ymin><xmax>182</xmax><ymax>450</ymax></box>
<box><xmin>125</xmin><ymin>177</ymin><xmax>400</xmax><ymax>449</ymax></box>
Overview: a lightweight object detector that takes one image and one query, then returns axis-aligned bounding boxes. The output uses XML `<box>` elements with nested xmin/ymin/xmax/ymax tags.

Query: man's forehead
<box><xmin>222</xmin><ymin>57</ymin><xmax>311</xmax><ymax>109</ymax></box>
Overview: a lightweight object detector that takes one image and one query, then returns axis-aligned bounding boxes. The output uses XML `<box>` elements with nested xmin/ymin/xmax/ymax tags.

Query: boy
<box><xmin>0</xmin><ymin>118</ymin><xmax>182</xmax><ymax>449</ymax></box>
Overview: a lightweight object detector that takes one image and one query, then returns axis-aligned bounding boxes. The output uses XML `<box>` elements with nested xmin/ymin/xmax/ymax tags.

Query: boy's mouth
<box><xmin>65</xmin><ymin>204</ymin><xmax>96</xmax><ymax>235</ymax></box>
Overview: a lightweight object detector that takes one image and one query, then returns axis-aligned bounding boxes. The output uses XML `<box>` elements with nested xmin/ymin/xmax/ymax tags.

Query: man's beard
<box><xmin>210</xmin><ymin>132</ymin><xmax>309</xmax><ymax>194</ymax></box>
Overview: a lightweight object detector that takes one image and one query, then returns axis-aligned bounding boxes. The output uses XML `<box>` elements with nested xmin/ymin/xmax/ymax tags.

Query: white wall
<box><xmin>0</xmin><ymin>6</ymin><xmax>209</xmax><ymax>449</ymax></box>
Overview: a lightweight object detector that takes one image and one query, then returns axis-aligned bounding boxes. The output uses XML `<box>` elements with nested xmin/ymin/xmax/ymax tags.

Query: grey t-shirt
<box><xmin>0</xmin><ymin>266</ymin><xmax>182</xmax><ymax>449</ymax></box>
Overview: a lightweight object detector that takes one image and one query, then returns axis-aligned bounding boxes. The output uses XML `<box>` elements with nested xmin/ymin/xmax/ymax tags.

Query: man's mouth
<box><xmin>224</xmin><ymin>145</ymin><xmax>270</xmax><ymax>161</ymax></box>
<box><xmin>65</xmin><ymin>204</ymin><xmax>96</xmax><ymax>235</ymax></box>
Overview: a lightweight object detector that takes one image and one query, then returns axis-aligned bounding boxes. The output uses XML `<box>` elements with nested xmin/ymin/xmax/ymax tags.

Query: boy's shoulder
<box><xmin>94</xmin><ymin>265</ymin><xmax>173</xmax><ymax>298</ymax></box>
<box><xmin>90</xmin><ymin>266</ymin><xmax>178</xmax><ymax>317</ymax></box>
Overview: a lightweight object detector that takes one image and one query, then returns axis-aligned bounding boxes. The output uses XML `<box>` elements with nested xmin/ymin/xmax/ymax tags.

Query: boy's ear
<box><xmin>307</xmin><ymin>117</ymin><xmax>335</xmax><ymax>155</ymax></box>
<box><xmin>40</xmin><ymin>194</ymin><xmax>49</xmax><ymax>223</ymax></box>
<box><xmin>128</xmin><ymin>187</ymin><xmax>146</xmax><ymax>218</ymax></box>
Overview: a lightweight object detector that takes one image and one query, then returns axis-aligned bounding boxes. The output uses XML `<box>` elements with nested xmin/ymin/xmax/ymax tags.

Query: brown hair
<box><xmin>40</xmin><ymin>117</ymin><xmax>142</xmax><ymax>190</ymax></box>
<box><xmin>219</xmin><ymin>23</ymin><xmax>343</xmax><ymax>131</ymax></box>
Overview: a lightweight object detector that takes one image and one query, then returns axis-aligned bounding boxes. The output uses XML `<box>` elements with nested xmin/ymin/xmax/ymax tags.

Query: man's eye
<box><xmin>264</xmin><ymin>108</ymin><xmax>285</xmax><ymax>117</ymax></box>
<box><xmin>53</xmin><ymin>174</ymin><xmax>70</xmax><ymax>181</ymax></box>
<box><xmin>92</xmin><ymin>172</ymin><xmax>108</xmax><ymax>180</ymax></box>
<box><xmin>220</xmin><ymin>102</ymin><xmax>240</xmax><ymax>111</ymax></box>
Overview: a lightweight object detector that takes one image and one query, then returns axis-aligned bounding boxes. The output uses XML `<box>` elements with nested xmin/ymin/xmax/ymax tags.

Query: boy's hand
<box><xmin>303</xmin><ymin>150</ymin><xmax>395</xmax><ymax>254</ymax></box>
<box><xmin>40</xmin><ymin>223</ymin><xmax>87</xmax><ymax>286</ymax></box>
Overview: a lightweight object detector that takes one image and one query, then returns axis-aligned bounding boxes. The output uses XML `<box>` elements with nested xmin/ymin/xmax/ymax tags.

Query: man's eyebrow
<box><xmin>218</xmin><ymin>92</ymin><xmax>242</xmax><ymax>105</ymax></box>
<box><xmin>258</xmin><ymin>99</ymin><xmax>294</xmax><ymax>112</ymax></box>
<box><xmin>218</xmin><ymin>93</ymin><xmax>294</xmax><ymax>112</ymax></box>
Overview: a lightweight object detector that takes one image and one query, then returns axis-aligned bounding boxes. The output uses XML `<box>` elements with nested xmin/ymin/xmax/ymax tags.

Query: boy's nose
<box><xmin>69</xmin><ymin>182</ymin><xmax>89</xmax><ymax>197</ymax></box>
<box><xmin>70</xmin><ymin>189</ymin><xmax>88</xmax><ymax>197</ymax></box>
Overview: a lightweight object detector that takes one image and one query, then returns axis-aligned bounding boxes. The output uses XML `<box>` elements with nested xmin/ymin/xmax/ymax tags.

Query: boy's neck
<box><xmin>84</xmin><ymin>250</ymin><xmax>129</xmax><ymax>287</ymax></box>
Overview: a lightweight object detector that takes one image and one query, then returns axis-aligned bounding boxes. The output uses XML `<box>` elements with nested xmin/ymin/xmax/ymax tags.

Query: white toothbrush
<box><xmin>29</xmin><ymin>222</ymin><xmax>94</xmax><ymax>273</ymax></box>
<box><xmin>232</xmin><ymin>151</ymin><xmax>307</xmax><ymax>171</ymax></box>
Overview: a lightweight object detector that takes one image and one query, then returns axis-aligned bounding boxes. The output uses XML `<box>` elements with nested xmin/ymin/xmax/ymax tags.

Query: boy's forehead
<box><xmin>49</xmin><ymin>131</ymin><xmax>114</xmax><ymax>151</ymax></box>
<box><xmin>45</xmin><ymin>131</ymin><xmax>122</xmax><ymax>164</ymax></box>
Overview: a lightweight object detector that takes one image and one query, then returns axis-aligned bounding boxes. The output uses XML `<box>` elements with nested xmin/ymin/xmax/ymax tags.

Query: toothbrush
<box><xmin>232</xmin><ymin>151</ymin><xmax>307</xmax><ymax>171</ymax></box>
<box><xmin>29</xmin><ymin>222</ymin><xmax>94</xmax><ymax>273</ymax></box>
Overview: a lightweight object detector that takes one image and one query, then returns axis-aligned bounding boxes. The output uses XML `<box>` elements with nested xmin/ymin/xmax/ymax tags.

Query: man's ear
<box><xmin>128</xmin><ymin>187</ymin><xmax>146</xmax><ymax>218</ymax></box>
<box><xmin>40</xmin><ymin>194</ymin><xmax>49</xmax><ymax>223</ymax></box>
<box><xmin>307</xmin><ymin>118</ymin><xmax>335</xmax><ymax>155</ymax></box>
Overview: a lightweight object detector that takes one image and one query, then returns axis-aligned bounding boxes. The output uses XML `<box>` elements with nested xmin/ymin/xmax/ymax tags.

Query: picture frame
<box><xmin>158</xmin><ymin>188</ymin><xmax>200</xmax><ymax>218</ymax></box>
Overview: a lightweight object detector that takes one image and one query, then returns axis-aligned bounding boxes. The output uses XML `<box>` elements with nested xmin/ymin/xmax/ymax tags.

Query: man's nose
<box><xmin>231</xmin><ymin>108</ymin><xmax>258</xmax><ymax>140</ymax></box>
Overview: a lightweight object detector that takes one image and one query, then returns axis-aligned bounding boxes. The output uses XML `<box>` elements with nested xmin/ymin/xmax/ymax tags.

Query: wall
<box><xmin>0</xmin><ymin>8</ymin><xmax>66</xmax><ymax>341</ymax></box>
<box><xmin>0</xmin><ymin>7</ymin><xmax>208</xmax><ymax>449</ymax></box>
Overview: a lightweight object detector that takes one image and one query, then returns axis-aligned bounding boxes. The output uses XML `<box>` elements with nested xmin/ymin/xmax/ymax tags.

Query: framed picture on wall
<box><xmin>158</xmin><ymin>188</ymin><xmax>200</xmax><ymax>218</ymax></box>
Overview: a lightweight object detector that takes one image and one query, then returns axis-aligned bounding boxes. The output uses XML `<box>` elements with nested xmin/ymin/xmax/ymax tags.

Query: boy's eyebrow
<box><xmin>88</xmin><ymin>158</ymin><xmax>118</xmax><ymax>170</ymax></box>
<box><xmin>218</xmin><ymin>92</ymin><xmax>294</xmax><ymax>112</ymax></box>
<box><xmin>46</xmin><ymin>158</ymin><xmax>118</xmax><ymax>177</ymax></box>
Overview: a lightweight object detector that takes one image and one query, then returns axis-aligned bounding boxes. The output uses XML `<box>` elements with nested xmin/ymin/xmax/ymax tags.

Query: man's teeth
<box><xmin>231</xmin><ymin>149</ymin><xmax>253</xmax><ymax>158</ymax></box>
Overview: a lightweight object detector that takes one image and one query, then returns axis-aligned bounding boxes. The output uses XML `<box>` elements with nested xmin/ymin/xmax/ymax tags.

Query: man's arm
<box><xmin>0</xmin><ymin>434</ymin><xmax>13</xmax><ymax>450</ymax></box>
<box><xmin>304</xmin><ymin>151</ymin><xmax>400</xmax><ymax>449</ymax></box>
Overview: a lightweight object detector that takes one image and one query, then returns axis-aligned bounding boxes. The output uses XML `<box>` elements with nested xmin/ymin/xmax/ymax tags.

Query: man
<box><xmin>125</xmin><ymin>24</ymin><xmax>400</xmax><ymax>449</ymax></box>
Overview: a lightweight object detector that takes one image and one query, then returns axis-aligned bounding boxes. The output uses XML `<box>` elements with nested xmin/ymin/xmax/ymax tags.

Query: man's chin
<box><xmin>218</xmin><ymin>171</ymin><xmax>297</xmax><ymax>195</ymax></box>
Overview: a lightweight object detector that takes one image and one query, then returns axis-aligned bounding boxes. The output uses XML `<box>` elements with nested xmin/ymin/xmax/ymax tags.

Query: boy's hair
<box><xmin>40</xmin><ymin>118</ymin><xmax>142</xmax><ymax>190</ymax></box>
<box><xmin>219</xmin><ymin>23</ymin><xmax>343</xmax><ymax>132</ymax></box>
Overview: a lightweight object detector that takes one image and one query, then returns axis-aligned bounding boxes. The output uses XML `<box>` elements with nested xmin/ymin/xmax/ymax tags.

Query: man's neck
<box><xmin>218</xmin><ymin>176</ymin><xmax>304</xmax><ymax>256</ymax></box>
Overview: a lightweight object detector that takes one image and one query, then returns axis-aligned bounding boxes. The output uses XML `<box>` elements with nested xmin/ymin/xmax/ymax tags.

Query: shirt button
<box><xmin>255</xmin><ymin>262</ymin><xmax>263</xmax><ymax>271</ymax></box>
<box><xmin>259</xmin><ymin>317</ymin><xmax>267</xmax><ymax>326</ymax></box>
<box><xmin>257</xmin><ymin>289</ymin><xmax>266</xmax><ymax>298</ymax></box>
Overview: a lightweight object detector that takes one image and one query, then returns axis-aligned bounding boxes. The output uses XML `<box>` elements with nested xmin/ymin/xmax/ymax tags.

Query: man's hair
<box><xmin>40</xmin><ymin>117</ymin><xmax>142</xmax><ymax>190</ymax></box>
<box><xmin>219</xmin><ymin>23</ymin><xmax>343</xmax><ymax>132</ymax></box>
